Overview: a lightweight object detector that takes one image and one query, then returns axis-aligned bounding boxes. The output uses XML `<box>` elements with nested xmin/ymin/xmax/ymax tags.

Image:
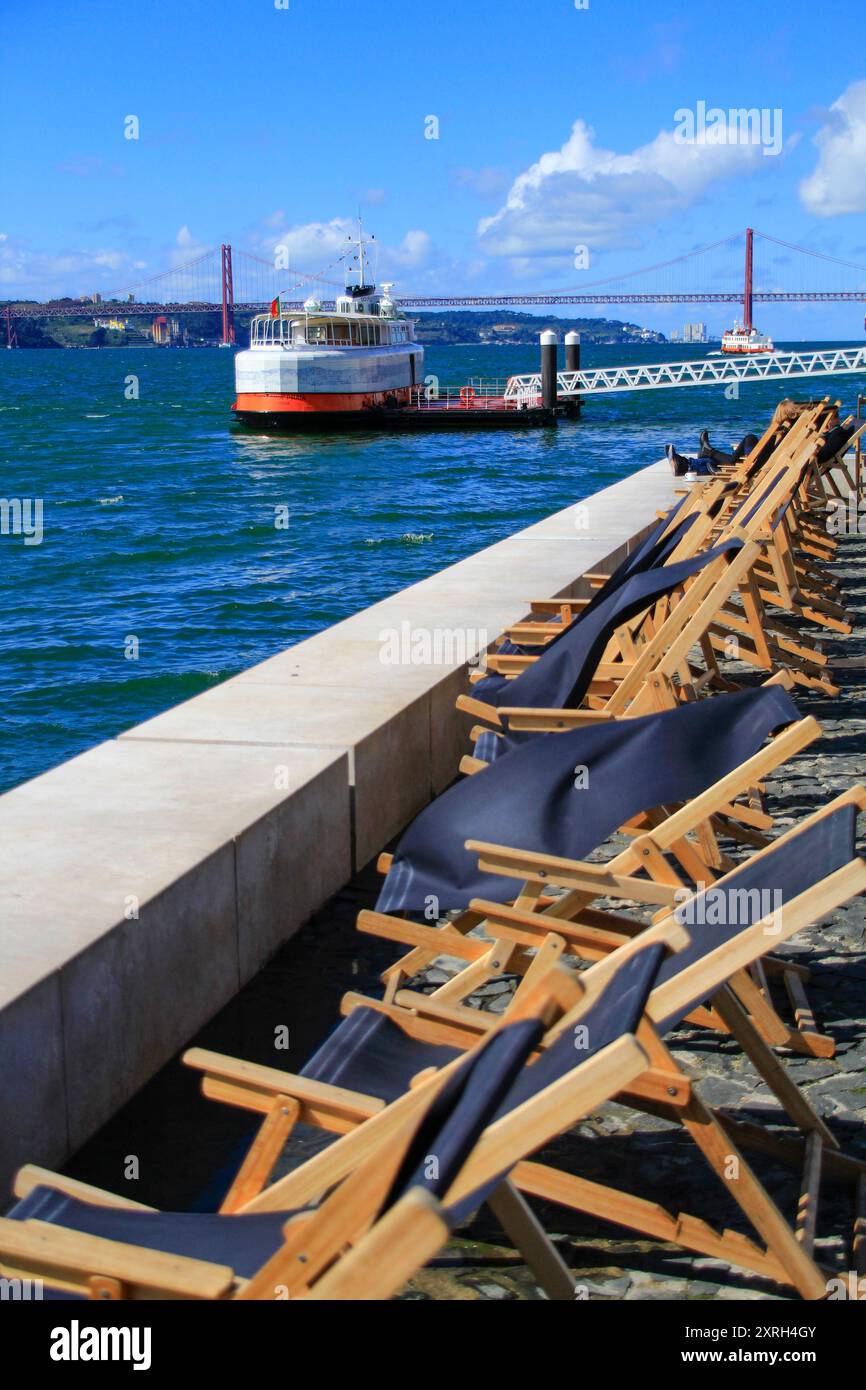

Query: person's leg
<box><xmin>730</xmin><ymin>432</ymin><xmax>759</xmax><ymax>464</ymax></box>
<box><xmin>698</xmin><ymin>430</ymin><xmax>734</xmax><ymax>467</ymax></box>
<box><xmin>704</xmin><ymin>445</ymin><xmax>734</xmax><ymax>466</ymax></box>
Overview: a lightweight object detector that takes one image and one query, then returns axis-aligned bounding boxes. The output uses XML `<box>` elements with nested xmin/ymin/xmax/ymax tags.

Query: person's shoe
<box><xmin>665</xmin><ymin>443</ymin><xmax>687</xmax><ymax>477</ymax></box>
<box><xmin>699</xmin><ymin>429</ymin><xmax>710</xmax><ymax>449</ymax></box>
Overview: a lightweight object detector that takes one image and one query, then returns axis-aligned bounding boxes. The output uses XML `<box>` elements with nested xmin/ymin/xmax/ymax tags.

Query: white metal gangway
<box><xmin>504</xmin><ymin>345</ymin><xmax>866</xmax><ymax>400</ymax></box>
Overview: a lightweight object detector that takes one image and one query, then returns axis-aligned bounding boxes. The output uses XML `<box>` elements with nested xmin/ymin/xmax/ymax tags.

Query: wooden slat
<box><xmin>795</xmin><ymin>1133</ymin><xmax>823</xmax><ymax>1254</ymax></box>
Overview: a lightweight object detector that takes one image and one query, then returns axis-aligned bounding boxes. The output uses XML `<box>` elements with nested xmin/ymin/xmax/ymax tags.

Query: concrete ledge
<box><xmin>0</xmin><ymin>740</ymin><xmax>350</xmax><ymax>1196</ymax></box>
<box><xmin>0</xmin><ymin>458</ymin><xmax>675</xmax><ymax>1201</ymax></box>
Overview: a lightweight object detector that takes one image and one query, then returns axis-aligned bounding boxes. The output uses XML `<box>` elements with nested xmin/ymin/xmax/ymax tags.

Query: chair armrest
<box><xmin>13</xmin><ymin>1166</ymin><xmax>155</xmax><ymax>1210</ymax></box>
<box><xmin>182</xmin><ymin>1048</ymin><xmax>384</xmax><ymax>1125</ymax></box>
<box><xmin>464</xmin><ymin>841</ymin><xmax>678</xmax><ymax>905</ymax></box>
<box><xmin>0</xmin><ymin>1217</ymin><xmax>235</xmax><ymax>1300</ymax></box>
<box><xmin>356</xmin><ymin>910</ymin><xmax>492</xmax><ymax>962</ymax></box>
<box><xmin>499</xmin><ymin>707</ymin><xmax>616</xmax><ymax>730</ymax></box>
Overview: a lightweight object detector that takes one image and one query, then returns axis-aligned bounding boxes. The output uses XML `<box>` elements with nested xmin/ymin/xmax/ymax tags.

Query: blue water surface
<box><xmin>1</xmin><ymin>339</ymin><xmax>863</xmax><ymax>792</ymax></box>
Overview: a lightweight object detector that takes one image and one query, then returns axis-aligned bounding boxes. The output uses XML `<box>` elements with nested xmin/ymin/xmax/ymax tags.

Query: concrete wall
<box><xmin>0</xmin><ymin>458</ymin><xmax>676</xmax><ymax>1202</ymax></box>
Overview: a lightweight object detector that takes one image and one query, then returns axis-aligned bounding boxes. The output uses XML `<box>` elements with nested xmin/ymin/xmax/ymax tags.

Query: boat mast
<box><xmin>349</xmin><ymin>216</ymin><xmax>375</xmax><ymax>289</ymax></box>
<box><xmin>357</xmin><ymin>216</ymin><xmax>366</xmax><ymax>288</ymax></box>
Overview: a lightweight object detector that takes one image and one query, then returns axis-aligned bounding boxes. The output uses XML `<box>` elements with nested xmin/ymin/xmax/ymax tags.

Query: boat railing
<box><xmin>408</xmin><ymin>382</ymin><xmax>540</xmax><ymax>411</ymax></box>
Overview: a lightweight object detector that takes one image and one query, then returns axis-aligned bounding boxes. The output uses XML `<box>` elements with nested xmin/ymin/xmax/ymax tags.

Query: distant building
<box><xmin>152</xmin><ymin>315</ymin><xmax>169</xmax><ymax>345</ymax></box>
<box><xmin>94</xmin><ymin>317</ymin><xmax>128</xmax><ymax>331</ymax></box>
<box><xmin>682</xmin><ymin>322</ymin><xmax>708</xmax><ymax>343</ymax></box>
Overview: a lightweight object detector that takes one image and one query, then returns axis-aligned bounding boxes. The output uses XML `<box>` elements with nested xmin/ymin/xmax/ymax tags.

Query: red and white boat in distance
<box><xmin>232</xmin><ymin>227</ymin><xmax>424</xmax><ymax>429</ymax></box>
<box><xmin>720</xmin><ymin>319</ymin><xmax>774</xmax><ymax>355</ymax></box>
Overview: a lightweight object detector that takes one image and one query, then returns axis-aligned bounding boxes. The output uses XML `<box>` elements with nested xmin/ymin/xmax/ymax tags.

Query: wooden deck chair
<box><xmin>512</xmin><ymin>401</ymin><xmax>830</xmax><ymax>645</ymax></box>
<box><xmin>459</xmin><ymin>537</ymin><xmax>765</xmax><ymax>735</ymax></box>
<box><xmin>503</xmin><ymin>793</ymin><xmax>866</xmax><ymax>1299</ymax></box>
<box><xmin>508</xmin><ymin>401</ymin><xmax>832</xmax><ymax>648</ymax></box>
<box><xmin>505</xmin><ymin>403</ymin><xmax>840</xmax><ymax>691</ymax></box>
<box><xmin>487</xmin><ymin>456</ymin><xmax>843</xmax><ymax>724</ymax></box>
<box><xmin>659</xmin><ymin>427</ymin><xmax>853</xmax><ymax>668</ymax></box>
<box><xmin>809</xmin><ymin>414</ymin><xmax>865</xmax><ymax>501</ymax></box>
<box><xmin>188</xmin><ymin>802</ymin><xmax>866</xmax><ymax>1298</ymax></box>
<box><xmin>700</xmin><ymin>416</ymin><xmax>862</xmax><ymax>646</ymax></box>
<box><xmin>380</xmin><ymin>682</ymin><xmax>808</xmax><ymax>895</ymax></box>
<box><xmin>469</xmin><ymin>414</ymin><xmax>845</xmax><ymax>726</ymax></box>
<box><xmin>364</xmin><ymin>756</ymin><xmax>857</xmax><ymax>1069</ymax></box>
<box><xmin>0</xmin><ymin>967</ymin><xmax>604</xmax><ymax>1302</ymax></box>
<box><xmin>333</xmin><ymin>796</ymin><xmax>866</xmax><ymax>1298</ymax></box>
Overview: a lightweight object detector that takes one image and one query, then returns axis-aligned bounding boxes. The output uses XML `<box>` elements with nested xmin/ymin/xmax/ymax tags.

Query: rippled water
<box><xmin>1</xmin><ymin>339</ymin><xmax>863</xmax><ymax>793</ymax></box>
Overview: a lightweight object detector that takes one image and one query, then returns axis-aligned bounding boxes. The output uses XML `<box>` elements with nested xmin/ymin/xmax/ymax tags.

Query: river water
<box><xmin>1</xmin><ymin>338</ymin><xmax>863</xmax><ymax>792</ymax></box>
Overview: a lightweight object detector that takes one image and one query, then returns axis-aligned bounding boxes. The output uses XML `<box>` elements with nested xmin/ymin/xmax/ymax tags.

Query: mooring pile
<box><xmin>2</xmin><ymin>399</ymin><xmax>865</xmax><ymax>1301</ymax></box>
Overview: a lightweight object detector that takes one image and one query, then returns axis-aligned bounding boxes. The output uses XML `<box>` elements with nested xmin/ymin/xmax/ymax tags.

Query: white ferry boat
<box><xmin>720</xmin><ymin>320</ymin><xmax>774</xmax><ymax>355</ymax></box>
<box><xmin>233</xmin><ymin>227</ymin><xmax>423</xmax><ymax>429</ymax></box>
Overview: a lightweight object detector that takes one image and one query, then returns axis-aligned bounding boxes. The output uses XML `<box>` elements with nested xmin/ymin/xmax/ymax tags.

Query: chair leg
<box><xmin>711</xmin><ymin>985</ymin><xmax>836</xmax><ymax>1145</ymax></box>
<box><xmin>486</xmin><ymin>1179</ymin><xmax>575</xmax><ymax>1301</ymax></box>
<box><xmin>677</xmin><ymin>1088</ymin><xmax>828</xmax><ymax>1299</ymax></box>
<box><xmin>219</xmin><ymin>1096</ymin><xmax>300</xmax><ymax>1213</ymax></box>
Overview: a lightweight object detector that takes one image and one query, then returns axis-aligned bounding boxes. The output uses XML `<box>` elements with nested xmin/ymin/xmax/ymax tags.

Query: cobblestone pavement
<box><xmin>63</xmin><ymin>531</ymin><xmax>865</xmax><ymax>1302</ymax></box>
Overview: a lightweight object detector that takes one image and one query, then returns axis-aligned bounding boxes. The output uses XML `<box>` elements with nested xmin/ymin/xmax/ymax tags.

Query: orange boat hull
<box><xmin>233</xmin><ymin>388</ymin><xmax>412</xmax><ymax>414</ymax></box>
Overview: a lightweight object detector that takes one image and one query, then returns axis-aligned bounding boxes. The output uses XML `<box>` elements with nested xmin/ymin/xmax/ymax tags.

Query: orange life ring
<box><xmin>459</xmin><ymin>385</ymin><xmax>476</xmax><ymax>407</ymax></box>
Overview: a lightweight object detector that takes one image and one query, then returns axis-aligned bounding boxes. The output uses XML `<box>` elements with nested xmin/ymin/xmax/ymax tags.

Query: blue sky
<box><xmin>2</xmin><ymin>0</ymin><xmax>866</xmax><ymax>337</ymax></box>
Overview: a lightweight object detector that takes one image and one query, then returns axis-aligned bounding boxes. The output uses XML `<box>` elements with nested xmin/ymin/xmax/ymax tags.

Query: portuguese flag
<box><xmin>269</xmin><ymin>295</ymin><xmax>282</xmax><ymax>318</ymax></box>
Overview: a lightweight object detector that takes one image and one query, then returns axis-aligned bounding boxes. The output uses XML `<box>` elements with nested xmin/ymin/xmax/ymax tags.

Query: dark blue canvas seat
<box><xmin>378</xmin><ymin>684</ymin><xmax>799</xmax><ymax>914</ymax></box>
<box><xmin>512</xmin><ymin>500</ymin><xmax>697</xmax><ymax>659</ymax></box>
<box><xmin>301</xmin><ymin>1003</ymin><xmax>461</xmax><ymax>1102</ymax></box>
<box><xmin>6</xmin><ymin>1184</ymin><xmax>298</xmax><ymax>1279</ymax></box>
<box><xmin>655</xmin><ymin>804</ymin><xmax>858</xmax><ymax>1033</ymax></box>
<box><xmin>387</xmin><ymin>943</ymin><xmax>665</xmax><ymax>1224</ymax></box>
<box><xmin>473</xmin><ymin>538</ymin><xmax>743</xmax><ymax>711</ymax></box>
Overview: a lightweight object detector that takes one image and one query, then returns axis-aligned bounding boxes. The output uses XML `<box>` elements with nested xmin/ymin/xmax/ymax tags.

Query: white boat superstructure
<box><xmin>721</xmin><ymin>320</ymin><xmax>774</xmax><ymax>355</ymax></box>
<box><xmin>233</xmin><ymin>224</ymin><xmax>424</xmax><ymax>429</ymax></box>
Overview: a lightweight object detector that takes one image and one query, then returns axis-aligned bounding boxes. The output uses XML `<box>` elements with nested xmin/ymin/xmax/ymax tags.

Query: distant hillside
<box><xmin>411</xmin><ymin>309</ymin><xmax>665</xmax><ymax>346</ymax></box>
<box><xmin>1</xmin><ymin>304</ymin><xmax>666</xmax><ymax>348</ymax></box>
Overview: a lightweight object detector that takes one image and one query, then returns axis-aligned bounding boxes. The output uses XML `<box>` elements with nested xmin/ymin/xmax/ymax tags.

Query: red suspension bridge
<box><xmin>6</xmin><ymin>227</ymin><xmax>866</xmax><ymax>346</ymax></box>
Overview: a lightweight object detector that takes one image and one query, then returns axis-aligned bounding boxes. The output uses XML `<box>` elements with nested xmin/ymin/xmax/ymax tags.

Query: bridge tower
<box><xmin>220</xmin><ymin>244</ymin><xmax>235</xmax><ymax>346</ymax></box>
<box><xmin>744</xmin><ymin>227</ymin><xmax>754</xmax><ymax>331</ymax></box>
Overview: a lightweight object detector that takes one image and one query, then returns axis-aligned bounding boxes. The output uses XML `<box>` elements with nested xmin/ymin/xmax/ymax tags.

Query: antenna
<box><xmin>346</xmin><ymin>215</ymin><xmax>375</xmax><ymax>289</ymax></box>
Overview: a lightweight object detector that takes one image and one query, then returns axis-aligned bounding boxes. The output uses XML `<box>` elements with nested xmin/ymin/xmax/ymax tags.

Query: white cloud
<box><xmin>249</xmin><ymin>216</ymin><xmax>434</xmax><ymax>282</ymax></box>
<box><xmin>800</xmin><ymin>81</ymin><xmax>866</xmax><ymax>216</ymax></box>
<box><xmin>389</xmin><ymin>229</ymin><xmax>432</xmax><ymax>268</ymax></box>
<box><xmin>251</xmin><ymin>216</ymin><xmax>355</xmax><ymax>267</ymax></box>
<box><xmin>0</xmin><ymin>237</ymin><xmax>141</xmax><ymax>295</ymax></box>
<box><xmin>169</xmin><ymin>225</ymin><xmax>210</xmax><ymax>267</ymax></box>
<box><xmin>478</xmin><ymin>117</ymin><xmax>768</xmax><ymax>258</ymax></box>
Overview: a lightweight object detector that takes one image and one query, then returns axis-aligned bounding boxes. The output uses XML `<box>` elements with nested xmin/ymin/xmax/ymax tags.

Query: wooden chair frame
<box><xmin>186</xmin><ymin>828</ymin><xmax>866</xmax><ymax>1299</ymax></box>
